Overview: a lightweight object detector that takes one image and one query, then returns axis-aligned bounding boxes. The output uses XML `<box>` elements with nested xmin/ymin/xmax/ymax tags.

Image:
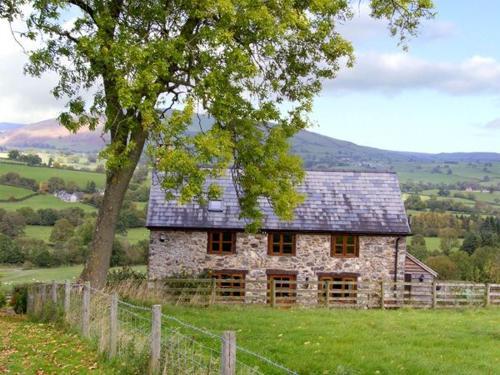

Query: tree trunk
<box><xmin>80</xmin><ymin>129</ymin><xmax>147</xmax><ymax>288</ymax></box>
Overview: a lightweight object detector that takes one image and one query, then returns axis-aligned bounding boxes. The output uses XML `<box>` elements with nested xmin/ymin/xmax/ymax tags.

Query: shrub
<box><xmin>0</xmin><ymin>234</ymin><xmax>24</xmax><ymax>264</ymax></box>
<box><xmin>10</xmin><ymin>284</ymin><xmax>28</xmax><ymax>314</ymax></box>
<box><xmin>107</xmin><ymin>266</ymin><xmax>147</xmax><ymax>284</ymax></box>
<box><xmin>0</xmin><ymin>289</ymin><xmax>6</xmax><ymax>308</ymax></box>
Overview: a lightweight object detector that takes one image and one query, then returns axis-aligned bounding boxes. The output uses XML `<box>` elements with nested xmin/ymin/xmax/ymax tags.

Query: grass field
<box><xmin>22</xmin><ymin>225</ymin><xmax>148</xmax><ymax>244</ymax></box>
<box><xmin>0</xmin><ymin>161</ymin><xmax>105</xmax><ymax>188</ymax></box>
<box><xmin>160</xmin><ymin>305</ymin><xmax>500</xmax><ymax>374</ymax></box>
<box><xmin>0</xmin><ymin>194</ymin><xmax>96</xmax><ymax>212</ymax></box>
<box><xmin>0</xmin><ymin>184</ymin><xmax>35</xmax><ymax>200</ymax></box>
<box><xmin>0</xmin><ymin>265</ymin><xmax>146</xmax><ymax>290</ymax></box>
<box><xmin>0</xmin><ymin>311</ymin><xmax>119</xmax><ymax>374</ymax></box>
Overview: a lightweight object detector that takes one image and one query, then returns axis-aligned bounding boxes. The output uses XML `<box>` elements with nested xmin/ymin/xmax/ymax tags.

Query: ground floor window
<box><xmin>318</xmin><ymin>275</ymin><xmax>357</xmax><ymax>304</ymax></box>
<box><xmin>212</xmin><ymin>271</ymin><xmax>246</xmax><ymax>301</ymax></box>
<box><xmin>267</xmin><ymin>273</ymin><xmax>297</xmax><ymax>304</ymax></box>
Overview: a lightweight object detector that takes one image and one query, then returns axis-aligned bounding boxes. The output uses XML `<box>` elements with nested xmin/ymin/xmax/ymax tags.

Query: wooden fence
<box><xmin>108</xmin><ymin>279</ymin><xmax>500</xmax><ymax>309</ymax></box>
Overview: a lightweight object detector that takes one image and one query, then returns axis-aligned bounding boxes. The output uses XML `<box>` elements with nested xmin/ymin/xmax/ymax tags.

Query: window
<box><xmin>331</xmin><ymin>235</ymin><xmax>359</xmax><ymax>257</ymax></box>
<box><xmin>208</xmin><ymin>200</ymin><xmax>224</xmax><ymax>212</ymax></box>
<box><xmin>318</xmin><ymin>275</ymin><xmax>357</xmax><ymax>304</ymax></box>
<box><xmin>213</xmin><ymin>271</ymin><xmax>245</xmax><ymax>301</ymax></box>
<box><xmin>404</xmin><ymin>273</ymin><xmax>412</xmax><ymax>296</ymax></box>
<box><xmin>268</xmin><ymin>232</ymin><xmax>296</xmax><ymax>256</ymax></box>
<box><xmin>207</xmin><ymin>231</ymin><xmax>236</xmax><ymax>254</ymax></box>
<box><xmin>267</xmin><ymin>273</ymin><xmax>297</xmax><ymax>304</ymax></box>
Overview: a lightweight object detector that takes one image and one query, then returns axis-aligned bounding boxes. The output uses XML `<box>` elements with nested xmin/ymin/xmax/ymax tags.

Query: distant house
<box><xmin>54</xmin><ymin>190</ymin><xmax>83</xmax><ymax>203</ymax></box>
<box><xmin>146</xmin><ymin>170</ymin><xmax>437</xmax><ymax>304</ymax></box>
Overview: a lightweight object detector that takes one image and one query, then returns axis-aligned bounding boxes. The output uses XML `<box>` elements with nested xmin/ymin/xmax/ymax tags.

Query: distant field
<box><xmin>0</xmin><ymin>161</ymin><xmax>105</xmax><ymax>188</ymax></box>
<box><xmin>394</xmin><ymin>161</ymin><xmax>500</xmax><ymax>185</ymax></box>
<box><xmin>0</xmin><ymin>194</ymin><xmax>96</xmax><ymax>212</ymax></box>
<box><xmin>0</xmin><ymin>265</ymin><xmax>147</xmax><ymax>289</ymax></box>
<box><xmin>0</xmin><ymin>184</ymin><xmax>35</xmax><ymax>200</ymax></box>
<box><xmin>22</xmin><ymin>225</ymin><xmax>148</xmax><ymax>244</ymax></box>
<box><xmin>424</xmin><ymin>236</ymin><xmax>464</xmax><ymax>252</ymax></box>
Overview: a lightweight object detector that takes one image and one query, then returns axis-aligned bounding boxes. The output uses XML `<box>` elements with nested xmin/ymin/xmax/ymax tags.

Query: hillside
<box><xmin>1</xmin><ymin>116</ymin><xmax>500</xmax><ymax>166</ymax></box>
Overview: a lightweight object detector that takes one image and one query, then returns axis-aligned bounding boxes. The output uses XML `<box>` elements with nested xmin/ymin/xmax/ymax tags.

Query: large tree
<box><xmin>1</xmin><ymin>0</ymin><xmax>433</xmax><ymax>287</ymax></box>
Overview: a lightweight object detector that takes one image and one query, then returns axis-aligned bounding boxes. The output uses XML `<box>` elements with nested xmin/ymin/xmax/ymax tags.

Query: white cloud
<box><xmin>338</xmin><ymin>3</ymin><xmax>457</xmax><ymax>43</ymax></box>
<box><xmin>327</xmin><ymin>52</ymin><xmax>500</xmax><ymax>95</ymax></box>
<box><xmin>483</xmin><ymin>118</ymin><xmax>500</xmax><ymax>130</ymax></box>
<box><xmin>0</xmin><ymin>22</ymin><xmax>64</xmax><ymax>123</ymax></box>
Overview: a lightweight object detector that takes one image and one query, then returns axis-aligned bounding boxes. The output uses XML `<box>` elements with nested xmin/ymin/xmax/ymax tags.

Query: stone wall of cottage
<box><xmin>148</xmin><ymin>230</ymin><xmax>406</xmax><ymax>303</ymax></box>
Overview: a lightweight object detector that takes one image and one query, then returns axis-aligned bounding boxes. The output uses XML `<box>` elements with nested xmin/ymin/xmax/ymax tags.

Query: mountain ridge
<box><xmin>1</xmin><ymin>117</ymin><xmax>499</xmax><ymax>165</ymax></box>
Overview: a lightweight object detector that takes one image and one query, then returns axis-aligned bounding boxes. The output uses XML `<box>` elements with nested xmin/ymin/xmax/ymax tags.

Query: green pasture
<box><xmin>0</xmin><ymin>193</ymin><xmax>96</xmax><ymax>212</ymax></box>
<box><xmin>0</xmin><ymin>184</ymin><xmax>35</xmax><ymax>200</ymax></box>
<box><xmin>0</xmin><ymin>161</ymin><xmax>105</xmax><ymax>188</ymax></box>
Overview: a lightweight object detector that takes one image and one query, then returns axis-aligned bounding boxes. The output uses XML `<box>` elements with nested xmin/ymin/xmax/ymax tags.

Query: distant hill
<box><xmin>0</xmin><ymin>122</ymin><xmax>25</xmax><ymax>133</ymax></box>
<box><xmin>1</xmin><ymin>116</ymin><xmax>500</xmax><ymax>167</ymax></box>
<box><xmin>0</xmin><ymin>118</ymin><xmax>108</xmax><ymax>152</ymax></box>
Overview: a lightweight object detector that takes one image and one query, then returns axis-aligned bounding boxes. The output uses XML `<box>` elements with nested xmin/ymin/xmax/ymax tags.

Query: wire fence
<box><xmin>26</xmin><ymin>281</ymin><xmax>297</xmax><ymax>375</ymax></box>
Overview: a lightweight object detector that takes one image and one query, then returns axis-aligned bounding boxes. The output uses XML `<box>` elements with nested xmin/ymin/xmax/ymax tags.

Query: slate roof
<box><xmin>146</xmin><ymin>170</ymin><xmax>411</xmax><ymax>235</ymax></box>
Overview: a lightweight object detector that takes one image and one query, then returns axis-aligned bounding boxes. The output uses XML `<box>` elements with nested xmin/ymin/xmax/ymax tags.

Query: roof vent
<box><xmin>208</xmin><ymin>200</ymin><xmax>224</xmax><ymax>212</ymax></box>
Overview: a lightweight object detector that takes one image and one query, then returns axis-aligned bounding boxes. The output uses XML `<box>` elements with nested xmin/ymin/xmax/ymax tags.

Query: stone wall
<box><xmin>148</xmin><ymin>230</ymin><xmax>406</xmax><ymax>303</ymax></box>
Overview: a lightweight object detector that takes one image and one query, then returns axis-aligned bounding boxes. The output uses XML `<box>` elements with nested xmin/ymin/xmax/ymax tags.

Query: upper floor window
<box><xmin>331</xmin><ymin>235</ymin><xmax>359</xmax><ymax>257</ymax></box>
<box><xmin>207</xmin><ymin>231</ymin><xmax>236</xmax><ymax>255</ymax></box>
<box><xmin>268</xmin><ymin>232</ymin><xmax>296</xmax><ymax>256</ymax></box>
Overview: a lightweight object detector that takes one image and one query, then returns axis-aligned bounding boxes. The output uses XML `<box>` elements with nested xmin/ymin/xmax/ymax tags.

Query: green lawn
<box><xmin>22</xmin><ymin>225</ymin><xmax>52</xmax><ymax>241</ymax></box>
<box><xmin>0</xmin><ymin>194</ymin><xmax>96</xmax><ymax>212</ymax></box>
<box><xmin>0</xmin><ymin>265</ymin><xmax>147</xmax><ymax>290</ymax></box>
<box><xmin>0</xmin><ymin>312</ymin><xmax>119</xmax><ymax>374</ymax></box>
<box><xmin>0</xmin><ymin>161</ymin><xmax>105</xmax><ymax>188</ymax></box>
<box><xmin>160</xmin><ymin>305</ymin><xmax>500</xmax><ymax>375</ymax></box>
<box><xmin>0</xmin><ymin>184</ymin><xmax>35</xmax><ymax>200</ymax></box>
<box><xmin>22</xmin><ymin>225</ymin><xmax>148</xmax><ymax>244</ymax></box>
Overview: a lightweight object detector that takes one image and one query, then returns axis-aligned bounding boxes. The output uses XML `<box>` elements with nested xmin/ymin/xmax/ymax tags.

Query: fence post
<box><xmin>210</xmin><ymin>278</ymin><xmax>217</xmax><ymax>305</ymax></box>
<box><xmin>380</xmin><ymin>281</ymin><xmax>385</xmax><ymax>309</ymax></box>
<box><xmin>221</xmin><ymin>331</ymin><xmax>236</xmax><ymax>375</ymax></box>
<box><xmin>27</xmin><ymin>286</ymin><xmax>34</xmax><ymax>316</ymax></box>
<box><xmin>40</xmin><ymin>283</ymin><xmax>47</xmax><ymax>309</ymax></box>
<box><xmin>431</xmin><ymin>280</ymin><xmax>437</xmax><ymax>309</ymax></box>
<box><xmin>325</xmin><ymin>280</ymin><xmax>330</xmax><ymax>307</ymax></box>
<box><xmin>484</xmin><ymin>283</ymin><xmax>490</xmax><ymax>307</ymax></box>
<box><xmin>271</xmin><ymin>280</ymin><xmax>276</xmax><ymax>308</ymax></box>
<box><xmin>82</xmin><ymin>281</ymin><xmax>90</xmax><ymax>338</ymax></box>
<box><xmin>150</xmin><ymin>304</ymin><xmax>161</xmax><ymax>375</ymax></box>
<box><xmin>51</xmin><ymin>280</ymin><xmax>57</xmax><ymax>305</ymax></box>
<box><xmin>64</xmin><ymin>280</ymin><xmax>71</xmax><ymax>318</ymax></box>
<box><xmin>109</xmin><ymin>293</ymin><xmax>118</xmax><ymax>359</ymax></box>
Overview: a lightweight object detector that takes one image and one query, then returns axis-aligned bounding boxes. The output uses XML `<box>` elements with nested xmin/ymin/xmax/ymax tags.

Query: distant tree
<box><xmin>20</xmin><ymin>153</ymin><xmax>43</xmax><ymax>166</ymax></box>
<box><xmin>437</xmin><ymin>188</ymin><xmax>450</xmax><ymax>197</ymax></box>
<box><xmin>461</xmin><ymin>232</ymin><xmax>479</xmax><ymax>255</ymax></box>
<box><xmin>37</xmin><ymin>208</ymin><xmax>59</xmax><ymax>226</ymax></box>
<box><xmin>0</xmin><ymin>234</ymin><xmax>24</xmax><ymax>264</ymax></box>
<box><xmin>7</xmin><ymin>150</ymin><xmax>20</xmax><ymax>160</ymax></box>
<box><xmin>408</xmin><ymin>234</ymin><xmax>427</xmax><ymax>261</ymax></box>
<box><xmin>85</xmin><ymin>180</ymin><xmax>97</xmax><ymax>194</ymax></box>
<box><xmin>16</xmin><ymin>207</ymin><xmax>41</xmax><ymax>225</ymax></box>
<box><xmin>87</xmin><ymin>155</ymin><xmax>97</xmax><ymax>163</ymax></box>
<box><xmin>66</xmin><ymin>180</ymin><xmax>79</xmax><ymax>193</ymax></box>
<box><xmin>426</xmin><ymin>255</ymin><xmax>459</xmax><ymax>280</ymax></box>
<box><xmin>0</xmin><ymin>210</ymin><xmax>26</xmax><ymax>238</ymax></box>
<box><xmin>50</xmin><ymin>218</ymin><xmax>75</xmax><ymax>243</ymax></box>
<box><xmin>47</xmin><ymin>156</ymin><xmax>54</xmax><ymax>167</ymax></box>
<box><xmin>59</xmin><ymin>207</ymin><xmax>86</xmax><ymax>226</ymax></box>
<box><xmin>404</xmin><ymin>194</ymin><xmax>426</xmax><ymax>210</ymax></box>
<box><xmin>439</xmin><ymin>228</ymin><xmax>459</xmax><ymax>255</ymax></box>
<box><xmin>47</xmin><ymin>177</ymin><xmax>65</xmax><ymax>193</ymax></box>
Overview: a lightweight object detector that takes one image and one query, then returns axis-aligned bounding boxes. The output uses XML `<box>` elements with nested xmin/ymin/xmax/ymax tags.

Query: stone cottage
<box><xmin>147</xmin><ymin>170</ymin><xmax>431</xmax><ymax>304</ymax></box>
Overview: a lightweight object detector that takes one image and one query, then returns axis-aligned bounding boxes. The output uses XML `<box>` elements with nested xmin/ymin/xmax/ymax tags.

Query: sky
<box><xmin>0</xmin><ymin>1</ymin><xmax>499</xmax><ymax>154</ymax></box>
